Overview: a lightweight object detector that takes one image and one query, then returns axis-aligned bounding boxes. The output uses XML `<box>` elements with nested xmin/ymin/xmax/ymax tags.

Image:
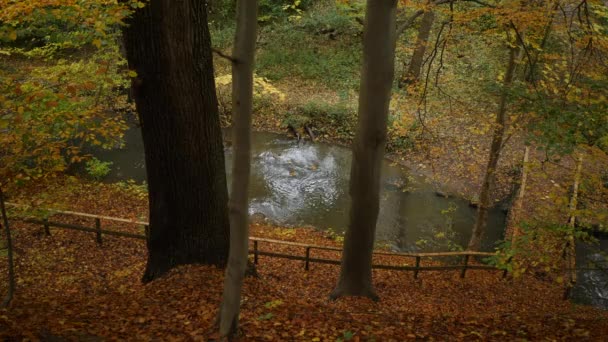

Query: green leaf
<box><xmin>343</xmin><ymin>330</ymin><xmax>355</xmax><ymax>340</ymax></box>
<box><xmin>264</xmin><ymin>299</ymin><xmax>283</xmax><ymax>309</ymax></box>
<box><xmin>257</xmin><ymin>313</ymin><xmax>274</xmax><ymax>321</ymax></box>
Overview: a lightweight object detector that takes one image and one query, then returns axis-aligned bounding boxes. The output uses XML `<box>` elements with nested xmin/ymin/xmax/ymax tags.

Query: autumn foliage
<box><xmin>0</xmin><ymin>0</ymin><xmax>145</xmax><ymax>184</ymax></box>
<box><xmin>0</xmin><ymin>179</ymin><xmax>606</xmax><ymax>340</ymax></box>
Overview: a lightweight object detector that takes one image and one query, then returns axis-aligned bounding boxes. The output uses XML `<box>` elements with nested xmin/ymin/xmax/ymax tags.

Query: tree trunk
<box><xmin>399</xmin><ymin>8</ymin><xmax>435</xmax><ymax>87</ymax></box>
<box><xmin>564</xmin><ymin>154</ymin><xmax>583</xmax><ymax>299</ymax></box>
<box><xmin>330</xmin><ymin>0</ymin><xmax>397</xmax><ymax>301</ymax></box>
<box><xmin>0</xmin><ymin>188</ymin><xmax>15</xmax><ymax>308</ymax></box>
<box><xmin>525</xmin><ymin>1</ymin><xmax>559</xmax><ymax>83</ymax></box>
<box><xmin>468</xmin><ymin>44</ymin><xmax>518</xmax><ymax>251</ymax></box>
<box><xmin>509</xmin><ymin>147</ymin><xmax>530</xmax><ymax>243</ymax></box>
<box><xmin>122</xmin><ymin>0</ymin><xmax>230</xmax><ymax>282</ymax></box>
<box><xmin>219</xmin><ymin>0</ymin><xmax>258</xmax><ymax>337</ymax></box>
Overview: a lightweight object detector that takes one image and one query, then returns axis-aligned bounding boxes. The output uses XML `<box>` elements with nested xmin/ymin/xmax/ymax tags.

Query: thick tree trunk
<box><xmin>330</xmin><ymin>0</ymin><xmax>397</xmax><ymax>301</ymax></box>
<box><xmin>219</xmin><ymin>0</ymin><xmax>258</xmax><ymax>337</ymax></box>
<box><xmin>0</xmin><ymin>188</ymin><xmax>15</xmax><ymax>307</ymax></box>
<box><xmin>122</xmin><ymin>0</ymin><xmax>230</xmax><ymax>282</ymax></box>
<box><xmin>468</xmin><ymin>45</ymin><xmax>518</xmax><ymax>251</ymax></box>
<box><xmin>399</xmin><ymin>8</ymin><xmax>435</xmax><ymax>87</ymax></box>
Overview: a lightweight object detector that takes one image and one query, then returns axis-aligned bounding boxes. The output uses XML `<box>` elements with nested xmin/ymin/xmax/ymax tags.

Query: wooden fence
<box><xmin>6</xmin><ymin>202</ymin><xmax>502</xmax><ymax>278</ymax></box>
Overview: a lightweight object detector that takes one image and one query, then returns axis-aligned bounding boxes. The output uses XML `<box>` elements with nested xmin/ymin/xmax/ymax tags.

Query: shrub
<box><xmin>214</xmin><ymin>73</ymin><xmax>286</xmax><ymax>122</ymax></box>
<box><xmin>113</xmin><ymin>179</ymin><xmax>148</xmax><ymax>199</ymax></box>
<box><xmin>298</xmin><ymin>1</ymin><xmax>361</xmax><ymax>35</ymax></box>
<box><xmin>291</xmin><ymin>101</ymin><xmax>356</xmax><ymax>140</ymax></box>
<box><xmin>209</xmin><ymin>23</ymin><xmax>236</xmax><ymax>50</ymax></box>
<box><xmin>85</xmin><ymin>158</ymin><xmax>113</xmax><ymax>181</ymax></box>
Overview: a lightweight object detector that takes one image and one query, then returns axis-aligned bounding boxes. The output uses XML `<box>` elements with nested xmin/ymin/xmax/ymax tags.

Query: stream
<box><xmin>572</xmin><ymin>238</ymin><xmax>608</xmax><ymax>310</ymax></box>
<box><xmin>90</xmin><ymin>126</ymin><xmax>606</xmax><ymax>309</ymax></box>
<box><xmin>94</xmin><ymin>127</ymin><xmax>506</xmax><ymax>252</ymax></box>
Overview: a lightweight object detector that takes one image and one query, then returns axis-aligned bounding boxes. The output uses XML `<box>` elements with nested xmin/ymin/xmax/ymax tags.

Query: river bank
<box><xmin>211</xmin><ymin>69</ymin><xmax>608</xmax><ymax>308</ymax></box>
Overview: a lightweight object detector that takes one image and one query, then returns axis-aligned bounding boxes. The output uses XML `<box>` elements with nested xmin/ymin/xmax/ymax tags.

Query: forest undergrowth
<box><xmin>0</xmin><ymin>178</ymin><xmax>607</xmax><ymax>341</ymax></box>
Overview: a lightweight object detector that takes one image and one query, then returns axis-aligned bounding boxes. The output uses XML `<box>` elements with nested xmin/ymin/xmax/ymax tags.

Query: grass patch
<box><xmin>255</xmin><ymin>2</ymin><xmax>362</xmax><ymax>92</ymax></box>
<box><xmin>257</xmin><ymin>32</ymin><xmax>361</xmax><ymax>91</ymax></box>
<box><xmin>286</xmin><ymin>100</ymin><xmax>357</xmax><ymax>141</ymax></box>
<box><xmin>211</xmin><ymin>1</ymin><xmax>362</xmax><ymax>92</ymax></box>
<box><xmin>209</xmin><ymin>22</ymin><xmax>236</xmax><ymax>50</ymax></box>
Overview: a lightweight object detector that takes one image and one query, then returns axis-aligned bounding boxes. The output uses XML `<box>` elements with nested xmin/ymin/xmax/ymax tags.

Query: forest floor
<box><xmin>1</xmin><ymin>178</ymin><xmax>608</xmax><ymax>341</ymax></box>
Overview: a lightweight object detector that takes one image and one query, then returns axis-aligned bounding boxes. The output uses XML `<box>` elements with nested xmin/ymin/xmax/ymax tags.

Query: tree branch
<box><xmin>461</xmin><ymin>0</ymin><xmax>495</xmax><ymax>8</ymax></box>
<box><xmin>212</xmin><ymin>48</ymin><xmax>238</xmax><ymax>64</ymax></box>
<box><xmin>396</xmin><ymin>10</ymin><xmax>425</xmax><ymax>37</ymax></box>
<box><xmin>395</xmin><ymin>0</ymin><xmax>495</xmax><ymax>38</ymax></box>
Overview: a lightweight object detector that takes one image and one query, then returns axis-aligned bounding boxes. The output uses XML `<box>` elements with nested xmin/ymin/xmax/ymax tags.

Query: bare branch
<box><xmin>460</xmin><ymin>0</ymin><xmax>496</xmax><ymax>8</ymax></box>
<box><xmin>396</xmin><ymin>10</ymin><xmax>425</xmax><ymax>37</ymax></box>
<box><xmin>435</xmin><ymin>1</ymin><xmax>454</xmax><ymax>86</ymax></box>
<box><xmin>396</xmin><ymin>0</ymin><xmax>495</xmax><ymax>38</ymax></box>
<box><xmin>212</xmin><ymin>48</ymin><xmax>238</xmax><ymax>64</ymax></box>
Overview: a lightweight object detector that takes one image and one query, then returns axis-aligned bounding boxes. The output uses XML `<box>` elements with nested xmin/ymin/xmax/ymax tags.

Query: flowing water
<box><xmin>572</xmin><ymin>238</ymin><xmax>608</xmax><ymax>310</ymax></box>
<box><xmin>91</xmin><ymin>126</ymin><xmax>606</xmax><ymax>309</ymax></box>
<box><xmin>94</xmin><ymin>127</ymin><xmax>506</xmax><ymax>252</ymax></box>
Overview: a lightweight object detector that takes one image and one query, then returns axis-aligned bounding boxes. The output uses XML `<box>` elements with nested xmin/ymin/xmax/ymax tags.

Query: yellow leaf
<box><xmin>128</xmin><ymin>70</ymin><xmax>138</xmax><ymax>78</ymax></box>
<box><xmin>92</xmin><ymin>39</ymin><xmax>102</xmax><ymax>48</ymax></box>
<box><xmin>8</xmin><ymin>30</ymin><xmax>17</xmax><ymax>41</ymax></box>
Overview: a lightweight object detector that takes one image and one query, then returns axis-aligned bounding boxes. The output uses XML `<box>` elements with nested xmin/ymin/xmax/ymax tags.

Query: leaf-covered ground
<box><xmin>1</xmin><ymin>179</ymin><xmax>607</xmax><ymax>341</ymax></box>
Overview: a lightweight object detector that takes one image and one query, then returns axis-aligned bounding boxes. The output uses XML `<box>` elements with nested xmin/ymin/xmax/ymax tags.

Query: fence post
<box><xmin>254</xmin><ymin>240</ymin><xmax>259</xmax><ymax>264</ymax></box>
<box><xmin>305</xmin><ymin>247</ymin><xmax>311</xmax><ymax>270</ymax></box>
<box><xmin>414</xmin><ymin>256</ymin><xmax>421</xmax><ymax>279</ymax></box>
<box><xmin>95</xmin><ymin>218</ymin><xmax>102</xmax><ymax>245</ymax></box>
<box><xmin>43</xmin><ymin>218</ymin><xmax>50</xmax><ymax>236</ymax></box>
<box><xmin>461</xmin><ymin>255</ymin><xmax>469</xmax><ymax>278</ymax></box>
<box><xmin>502</xmin><ymin>256</ymin><xmax>512</xmax><ymax>279</ymax></box>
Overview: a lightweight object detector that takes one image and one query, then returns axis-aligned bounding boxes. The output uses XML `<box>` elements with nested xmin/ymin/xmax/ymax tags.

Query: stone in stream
<box><xmin>250</xmin><ymin>212</ymin><xmax>267</xmax><ymax>224</ymax></box>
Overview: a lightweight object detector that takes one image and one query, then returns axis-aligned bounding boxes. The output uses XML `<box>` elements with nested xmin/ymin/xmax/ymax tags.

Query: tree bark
<box><xmin>399</xmin><ymin>8</ymin><xmax>435</xmax><ymax>87</ymax></box>
<box><xmin>0</xmin><ymin>188</ymin><xmax>15</xmax><ymax>308</ymax></box>
<box><xmin>122</xmin><ymin>0</ymin><xmax>230</xmax><ymax>282</ymax></box>
<box><xmin>524</xmin><ymin>1</ymin><xmax>559</xmax><ymax>83</ymax></box>
<box><xmin>330</xmin><ymin>0</ymin><xmax>397</xmax><ymax>301</ymax></box>
<box><xmin>509</xmin><ymin>146</ymin><xmax>529</xmax><ymax>243</ymax></box>
<box><xmin>468</xmin><ymin>44</ymin><xmax>518</xmax><ymax>251</ymax></box>
<box><xmin>219</xmin><ymin>0</ymin><xmax>258</xmax><ymax>337</ymax></box>
<box><xmin>564</xmin><ymin>154</ymin><xmax>583</xmax><ymax>298</ymax></box>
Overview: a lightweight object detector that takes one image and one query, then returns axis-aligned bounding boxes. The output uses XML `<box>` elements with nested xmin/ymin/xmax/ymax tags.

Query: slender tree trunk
<box><xmin>399</xmin><ymin>8</ymin><xmax>435</xmax><ymax>87</ymax></box>
<box><xmin>509</xmin><ymin>146</ymin><xmax>530</xmax><ymax>243</ymax></box>
<box><xmin>330</xmin><ymin>0</ymin><xmax>397</xmax><ymax>301</ymax></box>
<box><xmin>564</xmin><ymin>154</ymin><xmax>583</xmax><ymax>298</ymax></box>
<box><xmin>122</xmin><ymin>0</ymin><xmax>230</xmax><ymax>282</ymax></box>
<box><xmin>0</xmin><ymin>188</ymin><xmax>15</xmax><ymax>307</ymax></box>
<box><xmin>525</xmin><ymin>1</ymin><xmax>559</xmax><ymax>83</ymax></box>
<box><xmin>219</xmin><ymin>0</ymin><xmax>258</xmax><ymax>337</ymax></box>
<box><xmin>468</xmin><ymin>44</ymin><xmax>518</xmax><ymax>251</ymax></box>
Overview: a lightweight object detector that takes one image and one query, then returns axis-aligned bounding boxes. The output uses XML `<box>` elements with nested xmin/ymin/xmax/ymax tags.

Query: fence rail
<box><xmin>6</xmin><ymin>202</ymin><xmax>502</xmax><ymax>278</ymax></box>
